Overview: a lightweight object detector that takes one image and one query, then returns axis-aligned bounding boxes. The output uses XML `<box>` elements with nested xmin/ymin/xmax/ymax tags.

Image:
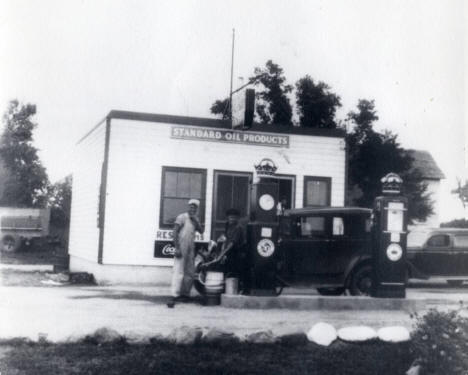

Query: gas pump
<box><xmin>371</xmin><ymin>173</ymin><xmax>408</xmax><ymax>298</ymax></box>
<box><xmin>246</xmin><ymin>159</ymin><xmax>280</xmax><ymax>295</ymax></box>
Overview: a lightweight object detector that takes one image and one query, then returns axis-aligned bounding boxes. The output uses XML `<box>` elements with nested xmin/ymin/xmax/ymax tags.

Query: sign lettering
<box><xmin>171</xmin><ymin>126</ymin><xmax>289</xmax><ymax>148</ymax></box>
<box><xmin>156</xmin><ymin>230</ymin><xmax>205</xmax><ymax>242</ymax></box>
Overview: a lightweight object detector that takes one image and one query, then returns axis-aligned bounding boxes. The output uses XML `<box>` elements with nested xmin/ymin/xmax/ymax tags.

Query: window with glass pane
<box><xmin>160</xmin><ymin>167</ymin><xmax>206</xmax><ymax>227</ymax></box>
<box><xmin>304</xmin><ymin>176</ymin><xmax>331</xmax><ymax>207</ymax></box>
<box><xmin>454</xmin><ymin>235</ymin><xmax>468</xmax><ymax>248</ymax></box>
<box><xmin>300</xmin><ymin>216</ymin><xmax>325</xmax><ymax>237</ymax></box>
<box><xmin>427</xmin><ymin>235</ymin><xmax>450</xmax><ymax>247</ymax></box>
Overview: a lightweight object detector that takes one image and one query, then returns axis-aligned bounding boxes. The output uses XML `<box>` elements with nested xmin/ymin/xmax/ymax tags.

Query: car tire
<box><xmin>349</xmin><ymin>264</ymin><xmax>373</xmax><ymax>296</ymax></box>
<box><xmin>2</xmin><ymin>235</ymin><xmax>19</xmax><ymax>252</ymax></box>
<box><xmin>447</xmin><ymin>280</ymin><xmax>464</xmax><ymax>287</ymax></box>
<box><xmin>316</xmin><ymin>287</ymin><xmax>345</xmax><ymax>296</ymax></box>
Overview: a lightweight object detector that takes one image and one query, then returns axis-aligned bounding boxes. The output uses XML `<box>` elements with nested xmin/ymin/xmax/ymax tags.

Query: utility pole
<box><xmin>229</xmin><ymin>28</ymin><xmax>235</xmax><ymax>122</ymax></box>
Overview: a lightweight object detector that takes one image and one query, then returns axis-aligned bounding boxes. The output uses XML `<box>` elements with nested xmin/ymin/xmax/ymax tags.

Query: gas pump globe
<box><xmin>247</xmin><ymin>159</ymin><xmax>280</xmax><ymax>295</ymax></box>
<box><xmin>371</xmin><ymin>173</ymin><xmax>408</xmax><ymax>298</ymax></box>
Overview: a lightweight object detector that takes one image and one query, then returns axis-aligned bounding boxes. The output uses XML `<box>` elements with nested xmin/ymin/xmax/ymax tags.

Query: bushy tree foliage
<box><xmin>210</xmin><ymin>98</ymin><xmax>230</xmax><ymax>120</ymax></box>
<box><xmin>210</xmin><ymin>61</ymin><xmax>293</xmax><ymax>125</ymax></box>
<box><xmin>452</xmin><ymin>179</ymin><xmax>468</xmax><ymax>208</ymax></box>
<box><xmin>295</xmin><ymin>75</ymin><xmax>341</xmax><ymax>128</ymax></box>
<box><xmin>49</xmin><ymin>175</ymin><xmax>72</xmax><ymax>228</ymax></box>
<box><xmin>347</xmin><ymin>99</ymin><xmax>433</xmax><ymax>222</ymax></box>
<box><xmin>0</xmin><ymin>100</ymin><xmax>49</xmax><ymax>207</ymax></box>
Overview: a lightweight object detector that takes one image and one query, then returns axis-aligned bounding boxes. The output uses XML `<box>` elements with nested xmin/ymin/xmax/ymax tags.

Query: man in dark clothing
<box><xmin>219</xmin><ymin>208</ymin><xmax>245</xmax><ymax>276</ymax></box>
<box><xmin>214</xmin><ymin>208</ymin><xmax>251</xmax><ymax>293</ymax></box>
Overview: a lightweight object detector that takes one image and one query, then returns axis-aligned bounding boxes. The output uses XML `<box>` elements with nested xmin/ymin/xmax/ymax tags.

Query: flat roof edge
<box><xmin>107</xmin><ymin>110</ymin><xmax>345</xmax><ymax>138</ymax></box>
<box><xmin>76</xmin><ymin>116</ymin><xmax>107</xmax><ymax>145</ymax></box>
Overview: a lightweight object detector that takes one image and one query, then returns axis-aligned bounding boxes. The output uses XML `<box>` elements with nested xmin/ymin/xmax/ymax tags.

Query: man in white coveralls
<box><xmin>167</xmin><ymin>199</ymin><xmax>203</xmax><ymax>308</ymax></box>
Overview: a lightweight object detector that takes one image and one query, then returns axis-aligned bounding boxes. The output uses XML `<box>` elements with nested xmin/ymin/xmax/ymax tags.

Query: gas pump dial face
<box><xmin>259</xmin><ymin>194</ymin><xmax>275</xmax><ymax>211</ymax></box>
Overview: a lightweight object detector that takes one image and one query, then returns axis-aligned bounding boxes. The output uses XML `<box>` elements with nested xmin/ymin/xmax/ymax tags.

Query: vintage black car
<box><xmin>407</xmin><ymin>228</ymin><xmax>468</xmax><ymax>286</ymax></box>
<box><xmin>278</xmin><ymin>207</ymin><xmax>374</xmax><ymax>296</ymax></box>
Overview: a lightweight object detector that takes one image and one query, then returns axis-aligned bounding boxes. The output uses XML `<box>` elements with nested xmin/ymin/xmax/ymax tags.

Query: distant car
<box><xmin>407</xmin><ymin>228</ymin><xmax>468</xmax><ymax>286</ymax></box>
<box><xmin>278</xmin><ymin>207</ymin><xmax>374</xmax><ymax>296</ymax></box>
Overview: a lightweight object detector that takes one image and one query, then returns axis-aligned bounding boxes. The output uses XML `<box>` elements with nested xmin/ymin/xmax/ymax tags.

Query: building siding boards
<box><xmin>101</xmin><ymin>118</ymin><xmax>345</xmax><ymax>267</ymax></box>
<box><xmin>68</xmin><ymin>121</ymin><xmax>106</xmax><ymax>262</ymax></box>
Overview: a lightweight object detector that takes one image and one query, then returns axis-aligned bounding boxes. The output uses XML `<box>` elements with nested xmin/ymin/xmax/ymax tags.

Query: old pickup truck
<box><xmin>407</xmin><ymin>228</ymin><xmax>468</xmax><ymax>286</ymax></box>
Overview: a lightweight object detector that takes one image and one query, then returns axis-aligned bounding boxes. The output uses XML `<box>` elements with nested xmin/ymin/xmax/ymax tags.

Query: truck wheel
<box><xmin>316</xmin><ymin>287</ymin><xmax>345</xmax><ymax>296</ymax></box>
<box><xmin>349</xmin><ymin>265</ymin><xmax>373</xmax><ymax>296</ymax></box>
<box><xmin>2</xmin><ymin>235</ymin><xmax>19</xmax><ymax>252</ymax></box>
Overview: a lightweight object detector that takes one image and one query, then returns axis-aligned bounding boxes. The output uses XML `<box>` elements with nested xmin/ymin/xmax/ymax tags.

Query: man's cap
<box><xmin>226</xmin><ymin>208</ymin><xmax>240</xmax><ymax>216</ymax></box>
<box><xmin>188</xmin><ymin>199</ymin><xmax>200</xmax><ymax>207</ymax></box>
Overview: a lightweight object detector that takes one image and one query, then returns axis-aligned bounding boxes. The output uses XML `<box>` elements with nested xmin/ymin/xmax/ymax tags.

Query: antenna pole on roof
<box><xmin>229</xmin><ymin>28</ymin><xmax>235</xmax><ymax>122</ymax></box>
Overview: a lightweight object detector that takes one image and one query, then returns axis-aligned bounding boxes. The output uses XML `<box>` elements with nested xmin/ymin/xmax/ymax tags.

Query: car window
<box><xmin>332</xmin><ymin>217</ymin><xmax>344</xmax><ymax>236</ymax></box>
<box><xmin>427</xmin><ymin>234</ymin><xmax>450</xmax><ymax>247</ymax></box>
<box><xmin>300</xmin><ymin>216</ymin><xmax>325</xmax><ymax>237</ymax></box>
<box><xmin>454</xmin><ymin>235</ymin><xmax>468</xmax><ymax>248</ymax></box>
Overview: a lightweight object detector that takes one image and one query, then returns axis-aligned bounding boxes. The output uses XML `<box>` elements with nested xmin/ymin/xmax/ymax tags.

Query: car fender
<box><xmin>406</xmin><ymin>259</ymin><xmax>429</xmax><ymax>280</ymax></box>
<box><xmin>344</xmin><ymin>255</ymin><xmax>372</xmax><ymax>283</ymax></box>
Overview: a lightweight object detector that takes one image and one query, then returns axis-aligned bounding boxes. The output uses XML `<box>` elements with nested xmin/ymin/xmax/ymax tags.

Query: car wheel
<box><xmin>447</xmin><ymin>280</ymin><xmax>464</xmax><ymax>287</ymax></box>
<box><xmin>2</xmin><ymin>235</ymin><xmax>19</xmax><ymax>252</ymax></box>
<box><xmin>316</xmin><ymin>287</ymin><xmax>345</xmax><ymax>296</ymax></box>
<box><xmin>349</xmin><ymin>265</ymin><xmax>373</xmax><ymax>296</ymax></box>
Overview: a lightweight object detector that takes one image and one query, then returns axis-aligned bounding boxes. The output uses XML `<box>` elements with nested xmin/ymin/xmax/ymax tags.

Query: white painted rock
<box><xmin>337</xmin><ymin>326</ymin><xmax>377</xmax><ymax>342</ymax></box>
<box><xmin>306</xmin><ymin>323</ymin><xmax>337</xmax><ymax>346</ymax></box>
<box><xmin>245</xmin><ymin>330</ymin><xmax>277</xmax><ymax>344</ymax></box>
<box><xmin>377</xmin><ymin>326</ymin><xmax>410</xmax><ymax>343</ymax></box>
<box><xmin>92</xmin><ymin>327</ymin><xmax>122</xmax><ymax>343</ymax></box>
<box><xmin>168</xmin><ymin>326</ymin><xmax>202</xmax><ymax>345</ymax></box>
<box><xmin>202</xmin><ymin>328</ymin><xmax>239</xmax><ymax>344</ymax></box>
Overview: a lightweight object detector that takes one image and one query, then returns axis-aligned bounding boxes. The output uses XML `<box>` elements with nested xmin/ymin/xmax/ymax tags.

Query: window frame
<box><xmin>426</xmin><ymin>234</ymin><xmax>451</xmax><ymax>248</ymax></box>
<box><xmin>159</xmin><ymin>166</ymin><xmax>207</xmax><ymax>229</ymax></box>
<box><xmin>303</xmin><ymin>176</ymin><xmax>332</xmax><ymax>207</ymax></box>
<box><xmin>297</xmin><ymin>215</ymin><xmax>327</xmax><ymax>238</ymax></box>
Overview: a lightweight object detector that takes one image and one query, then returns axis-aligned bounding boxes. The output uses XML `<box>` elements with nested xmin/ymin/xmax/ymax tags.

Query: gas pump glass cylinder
<box><xmin>387</xmin><ymin>202</ymin><xmax>404</xmax><ymax>232</ymax></box>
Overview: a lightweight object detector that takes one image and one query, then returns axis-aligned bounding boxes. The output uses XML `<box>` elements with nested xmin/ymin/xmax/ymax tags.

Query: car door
<box><xmin>412</xmin><ymin>234</ymin><xmax>454</xmax><ymax>276</ymax></box>
<box><xmin>327</xmin><ymin>214</ymin><xmax>371</xmax><ymax>275</ymax></box>
<box><xmin>284</xmin><ymin>214</ymin><xmax>330</xmax><ymax>281</ymax></box>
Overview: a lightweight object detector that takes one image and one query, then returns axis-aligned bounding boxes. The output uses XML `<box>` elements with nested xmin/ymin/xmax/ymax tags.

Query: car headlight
<box><xmin>386</xmin><ymin>243</ymin><xmax>403</xmax><ymax>261</ymax></box>
<box><xmin>257</xmin><ymin>239</ymin><xmax>275</xmax><ymax>257</ymax></box>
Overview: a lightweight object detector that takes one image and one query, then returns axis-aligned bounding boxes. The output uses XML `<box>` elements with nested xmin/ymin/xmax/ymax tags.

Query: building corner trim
<box><xmin>97</xmin><ymin>117</ymin><xmax>111</xmax><ymax>264</ymax></box>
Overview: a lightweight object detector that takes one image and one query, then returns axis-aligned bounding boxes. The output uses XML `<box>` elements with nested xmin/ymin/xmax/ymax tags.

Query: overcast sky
<box><xmin>0</xmin><ymin>0</ymin><xmax>466</xmax><ymax>221</ymax></box>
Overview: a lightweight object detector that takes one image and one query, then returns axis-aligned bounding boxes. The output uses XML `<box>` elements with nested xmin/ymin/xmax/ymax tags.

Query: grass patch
<box><xmin>0</xmin><ymin>339</ymin><xmax>412</xmax><ymax>375</ymax></box>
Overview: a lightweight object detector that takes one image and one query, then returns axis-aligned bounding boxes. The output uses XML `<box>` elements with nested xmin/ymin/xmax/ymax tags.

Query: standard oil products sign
<box><xmin>171</xmin><ymin>126</ymin><xmax>289</xmax><ymax>148</ymax></box>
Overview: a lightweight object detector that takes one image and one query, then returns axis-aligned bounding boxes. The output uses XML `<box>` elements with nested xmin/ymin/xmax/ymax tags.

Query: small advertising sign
<box><xmin>154</xmin><ymin>240</ymin><xmax>208</xmax><ymax>258</ymax></box>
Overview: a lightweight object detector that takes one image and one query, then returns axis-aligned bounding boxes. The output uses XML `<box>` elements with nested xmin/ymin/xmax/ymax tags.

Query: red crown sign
<box><xmin>254</xmin><ymin>158</ymin><xmax>278</xmax><ymax>176</ymax></box>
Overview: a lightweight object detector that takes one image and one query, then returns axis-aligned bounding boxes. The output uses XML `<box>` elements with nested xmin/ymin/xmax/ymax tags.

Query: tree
<box><xmin>452</xmin><ymin>179</ymin><xmax>468</xmax><ymax>208</ymax></box>
<box><xmin>251</xmin><ymin>60</ymin><xmax>293</xmax><ymax>125</ymax></box>
<box><xmin>346</xmin><ymin>99</ymin><xmax>433</xmax><ymax>222</ymax></box>
<box><xmin>210</xmin><ymin>98</ymin><xmax>230</xmax><ymax>120</ymax></box>
<box><xmin>49</xmin><ymin>175</ymin><xmax>72</xmax><ymax>228</ymax></box>
<box><xmin>295</xmin><ymin>75</ymin><xmax>341</xmax><ymax>128</ymax></box>
<box><xmin>0</xmin><ymin>100</ymin><xmax>49</xmax><ymax>207</ymax></box>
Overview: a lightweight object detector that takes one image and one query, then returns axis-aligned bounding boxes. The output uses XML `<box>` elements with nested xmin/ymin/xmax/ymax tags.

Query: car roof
<box><xmin>426</xmin><ymin>228</ymin><xmax>468</xmax><ymax>235</ymax></box>
<box><xmin>284</xmin><ymin>206</ymin><xmax>372</xmax><ymax>216</ymax></box>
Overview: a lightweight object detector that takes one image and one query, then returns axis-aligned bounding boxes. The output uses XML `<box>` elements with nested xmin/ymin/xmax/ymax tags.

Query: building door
<box><xmin>212</xmin><ymin>171</ymin><xmax>252</xmax><ymax>241</ymax></box>
<box><xmin>262</xmin><ymin>175</ymin><xmax>295</xmax><ymax>212</ymax></box>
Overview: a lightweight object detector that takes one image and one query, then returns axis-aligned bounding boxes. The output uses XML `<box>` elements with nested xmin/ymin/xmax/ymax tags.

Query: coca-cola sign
<box><xmin>154</xmin><ymin>240</ymin><xmax>208</xmax><ymax>258</ymax></box>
